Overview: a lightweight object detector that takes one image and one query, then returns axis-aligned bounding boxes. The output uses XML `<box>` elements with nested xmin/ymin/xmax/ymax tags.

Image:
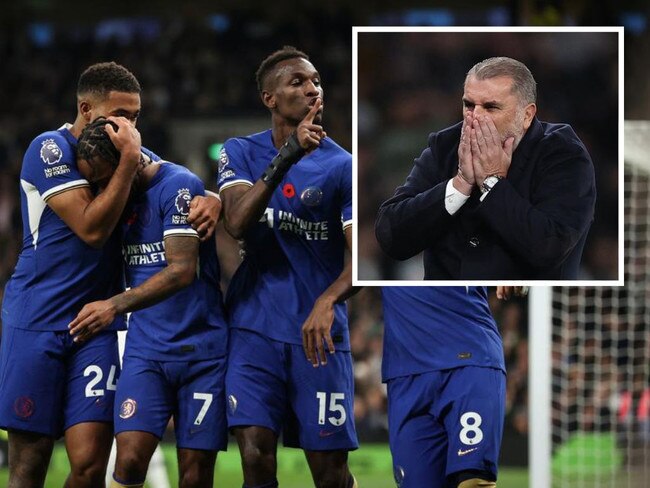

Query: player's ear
<box><xmin>261</xmin><ymin>91</ymin><xmax>276</xmax><ymax>110</ymax></box>
<box><xmin>522</xmin><ymin>103</ymin><xmax>537</xmax><ymax>131</ymax></box>
<box><xmin>79</xmin><ymin>99</ymin><xmax>93</xmax><ymax>123</ymax></box>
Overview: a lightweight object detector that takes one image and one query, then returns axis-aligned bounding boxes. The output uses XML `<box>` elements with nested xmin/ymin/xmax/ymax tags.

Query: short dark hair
<box><xmin>466</xmin><ymin>57</ymin><xmax>537</xmax><ymax>105</ymax></box>
<box><xmin>77</xmin><ymin>117</ymin><xmax>121</xmax><ymax>169</ymax></box>
<box><xmin>77</xmin><ymin>62</ymin><xmax>141</xmax><ymax>99</ymax></box>
<box><xmin>255</xmin><ymin>46</ymin><xmax>310</xmax><ymax>93</ymax></box>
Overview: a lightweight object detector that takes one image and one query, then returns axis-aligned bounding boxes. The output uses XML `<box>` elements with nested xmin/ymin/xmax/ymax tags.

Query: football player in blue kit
<box><xmin>381</xmin><ymin>286</ymin><xmax>526</xmax><ymax>488</ymax></box>
<box><xmin>0</xmin><ymin>62</ymin><xmax>218</xmax><ymax>488</ymax></box>
<box><xmin>67</xmin><ymin>118</ymin><xmax>229</xmax><ymax>488</ymax></box>
<box><xmin>217</xmin><ymin>46</ymin><xmax>358</xmax><ymax>488</ymax></box>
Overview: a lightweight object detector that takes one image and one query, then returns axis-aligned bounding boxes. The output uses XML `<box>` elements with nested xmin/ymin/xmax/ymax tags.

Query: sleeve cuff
<box><xmin>444</xmin><ymin>179</ymin><xmax>470</xmax><ymax>215</ymax></box>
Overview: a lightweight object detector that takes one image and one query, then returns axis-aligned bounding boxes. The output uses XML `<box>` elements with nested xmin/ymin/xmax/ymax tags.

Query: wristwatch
<box><xmin>481</xmin><ymin>175</ymin><xmax>502</xmax><ymax>194</ymax></box>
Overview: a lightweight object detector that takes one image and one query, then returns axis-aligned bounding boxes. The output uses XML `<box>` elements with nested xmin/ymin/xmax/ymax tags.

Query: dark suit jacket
<box><xmin>375</xmin><ymin>117</ymin><xmax>596</xmax><ymax>280</ymax></box>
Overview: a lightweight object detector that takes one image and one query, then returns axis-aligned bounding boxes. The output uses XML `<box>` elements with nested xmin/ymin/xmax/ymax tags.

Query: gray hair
<box><xmin>466</xmin><ymin>57</ymin><xmax>537</xmax><ymax>105</ymax></box>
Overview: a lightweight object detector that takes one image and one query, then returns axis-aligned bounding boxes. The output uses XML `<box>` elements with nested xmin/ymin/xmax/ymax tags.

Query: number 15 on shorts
<box><xmin>316</xmin><ymin>392</ymin><xmax>347</xmax><ymax>426</ymax></box>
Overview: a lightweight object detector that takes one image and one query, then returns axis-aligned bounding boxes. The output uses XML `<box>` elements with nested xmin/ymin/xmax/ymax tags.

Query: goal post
<box><xmin>529</xmin><ymin>121</ymin><xmax>650</xmax><ymax>488</ymax></box>
<box><xmin>529</xmin><ymin>286</ymin><xmax>552</xmax><ymax>488</ymax></box>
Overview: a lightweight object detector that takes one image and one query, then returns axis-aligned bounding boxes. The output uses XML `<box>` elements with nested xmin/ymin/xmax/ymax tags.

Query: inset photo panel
<box><xmin>353</xmin><ymin>27</ymin><xmax>622</xmax><ymax>286</ymax></box>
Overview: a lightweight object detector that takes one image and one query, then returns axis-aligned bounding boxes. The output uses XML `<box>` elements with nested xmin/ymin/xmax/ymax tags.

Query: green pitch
<box><xmin>0</xmin><ymin>443</ymin><xmax>529</xmax><ymax>487</ymax></box>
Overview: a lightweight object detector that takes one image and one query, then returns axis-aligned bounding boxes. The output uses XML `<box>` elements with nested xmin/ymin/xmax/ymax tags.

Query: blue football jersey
<box><xmin>2</xmin><ymin>124</ymin><xmax>162</xmax><ymax>331</ymax></box>
<box><xmin>217</xmin><ymin>130</ymin><xmax>352</xmax><ymax>350</ymax></box>
<box><xmin>122</xmin><ymin>162</ymin><xmax>228</xmax><ymax>361</ymax></box>
<box><xmin>381</xmin><ymin>287</ymin><xmax>505</xmax><ymax>381</ymax></box>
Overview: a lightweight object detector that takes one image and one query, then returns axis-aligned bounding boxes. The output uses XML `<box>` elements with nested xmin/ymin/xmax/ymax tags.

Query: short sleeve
<box><xmin>22</xmin><ymin>133</ymin><xmax>88</xmax><ymax>201</ymax></box>
<box><xmin>217</xmin><ymin>138</ymin><xmax>255</xmax><ymax>192</ymax></box>
<box><xmin>160</xmin><ymin>170</ymin><xmax>204</xmax><ymax>239</ymax></box>
<box><xmin>339</xmin><ymin>155</ymin><xmax>352</xmax><ymax>230</ymax></box>
<box><xmin>142</xmin><ymin>145</ymin><xmax>161</xmax><ymax>162</ymax></box>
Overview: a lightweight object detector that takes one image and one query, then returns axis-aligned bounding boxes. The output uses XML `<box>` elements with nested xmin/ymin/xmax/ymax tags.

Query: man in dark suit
<box><xmin>375</xmin><ymin>56</ymin><xmax>596</xmax><ymax>280</ymax></box>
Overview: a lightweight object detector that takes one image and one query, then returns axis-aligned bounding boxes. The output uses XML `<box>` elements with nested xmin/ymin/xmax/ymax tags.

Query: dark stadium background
<box><xmin>0</xmin><ymin>0</ymin><xmax>648</xmax><ymax>484</ymax></box>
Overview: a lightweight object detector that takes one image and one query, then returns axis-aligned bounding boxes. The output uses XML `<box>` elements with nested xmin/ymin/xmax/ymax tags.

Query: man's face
<box><xmin>88</xmin><ymin>91</ymin><xmax>141</xmax><ymax>127</ymax></box>
<box><xmin>462</xmin><ymin>75</ymin><xmax>535</xmax><ymax>149</ymax></box>
<box><xmin>264</xmin><ymin>57</ymin><xmax>323</xmax><ymax>125</ymax></box>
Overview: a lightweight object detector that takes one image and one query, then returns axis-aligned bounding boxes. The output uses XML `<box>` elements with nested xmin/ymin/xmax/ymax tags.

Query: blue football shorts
<box><xmin>0</xmin><ymin>326</ymin><xmax>119</xmax><ymax>437</ymax></box>
<box><xmin>226</xmin><ymin>328</ymin><xmax>358</xmax><ymax>451</ymax></box>
<box><xmin>114</xmin><ymin>354</ymin><xmax>228</xmax><ymax>451</ymax></box>
<box><xmin>387</xmin><ymin>366</ymin><xmax>505</xmax><ymax>488</ymax></box>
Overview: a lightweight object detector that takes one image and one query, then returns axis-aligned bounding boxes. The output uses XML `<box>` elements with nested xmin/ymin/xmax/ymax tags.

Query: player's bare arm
<box><xmin>222</xmin><ymin>100</ymin><xmax>325</xmax><ymax>240</ymax></box>
<box><xmin>47</xmin><ymin>117</ymin><xmax>141</xmax><ymax>248</ymax></box>
<box><xmin>302</xmin><ymin>226</ymin><xmax>361</xmax><ymax>367</ymax></box>
<box><xmin>69</xmin><ymin>234</ymin><xmax>198</xmax><ymax>342</ymax></box>
<box><xmin>187</xmin><ymin>191</ymin><xmax>221</xmax><ymax>241</ymax></box>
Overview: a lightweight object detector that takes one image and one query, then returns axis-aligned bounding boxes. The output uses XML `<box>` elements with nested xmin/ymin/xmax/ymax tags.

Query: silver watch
<box><xmin>481</xmin><ymin>175</ymin><xmax>502</xmax><ymax>194</ymax></box>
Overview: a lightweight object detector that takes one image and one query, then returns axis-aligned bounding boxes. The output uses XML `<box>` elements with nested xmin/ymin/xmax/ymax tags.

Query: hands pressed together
<box><xmin>455</xmin><ymin>112</ymin><xmax>515</xmax><ymax>195</ymax></box>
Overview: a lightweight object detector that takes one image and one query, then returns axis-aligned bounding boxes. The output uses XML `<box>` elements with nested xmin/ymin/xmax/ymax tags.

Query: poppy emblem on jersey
<box><xmin>119</xmin><ymin>398</ymin><xmax>137</xmax><ymax>419</ymax></box>
<box><xmin>228</xmin><ymin>394</ymin><xmax>238</xmax><ymax>414</ymax></box>
<box><xmin>300</xmin><ymin>186</ymin><xmax>323</xmax><ymax>207</ymax></box>
<box><xmin>174</xmin><ymin>188</ymin><xmax>192</xmax><ymax>216</ymax></box>
<box><xmin>13</xmin><ymin>396</ymin><xmax>34</xmax><ymax>418</ymax></box>
<box><xmin>283</xmin><ymin>183</ymin><xmax>295</xmax><ymax>198</ymax></box>
<box><xmin>126</xmin><ymin>211</ymin><xmax>138</xmax><ymax>225</ymax></box>
<box><xmin>218</xmin><ymin>148</ymin><xmax>229</xmax><ymax>174</ymax></box>
<box><xmin>40</xmin><ymin>139</ymin><xmax>63</xmax><ymax>165</ymax></box>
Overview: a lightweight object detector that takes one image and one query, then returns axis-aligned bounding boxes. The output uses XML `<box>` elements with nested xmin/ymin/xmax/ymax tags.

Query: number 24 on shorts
<box><xmin>84</xmin><ymin>364</ymin><xmax>118</xmax><ymax>398</ymax></box>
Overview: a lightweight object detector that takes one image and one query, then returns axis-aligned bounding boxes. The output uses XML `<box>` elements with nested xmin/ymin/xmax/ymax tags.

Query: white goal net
<box><xmin>531</xmin><ymin>121</ymin><xmax>650</xmax><ymax>488</ymax></box>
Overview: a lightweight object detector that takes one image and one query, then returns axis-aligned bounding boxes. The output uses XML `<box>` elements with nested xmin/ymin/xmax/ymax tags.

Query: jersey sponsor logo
<box><xmin>13</xmin><ymin>396</ymin><xmax>35</xmax><ymax>418</ymax></box>
<box><xmin>457</xmin><ymin>447</ymin><xmax>478</xmax><ymax>456</ymax></box>
<box><xmin>300</xmin><ymin>186</ymin><xmax>323</xmax><ymax>207</ymax></box>
<box><xmin>275</xmin><ymin>209</ymin><xmax>329</xmax><ymax>241</ymax></box>
<box><xmin>119</xmin><ymin>398</ymin><xmax>137</xmax><ymax>419</ymax></box>
<box><xmin>228</xmin><ymin>394</ymin><xmax>238</xmax><ymax>414</ymax></box>
<box><xmin>124</xmin><ymin>241</ymin><xmax>166</xmax><ymax>266</ymax></box>
<box><xmin>40</xmin><ymin>139</ymin><xmax>63</xmax><ymax>165</ymax></box>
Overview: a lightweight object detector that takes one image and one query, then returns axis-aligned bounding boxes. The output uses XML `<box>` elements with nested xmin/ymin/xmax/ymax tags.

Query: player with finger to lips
<box><xmin>217</xmin><ymin>46</ymin><xmax>359</xmax><ymax>488</ymax></box>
